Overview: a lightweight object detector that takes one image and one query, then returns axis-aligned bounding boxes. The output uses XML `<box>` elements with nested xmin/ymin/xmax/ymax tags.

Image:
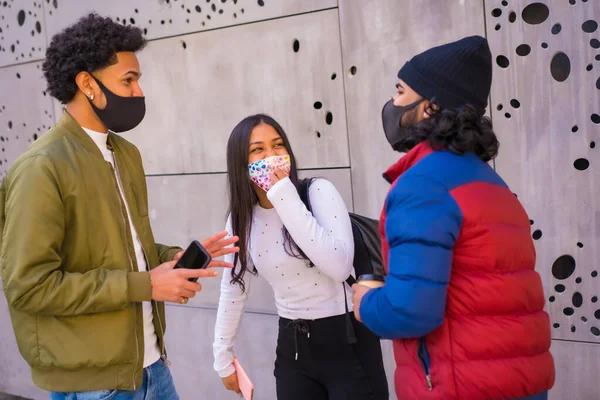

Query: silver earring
<box><xmin>88</xmin><ymin>92</ymin><xmax>94</xmax><ymax>100</ymax></box>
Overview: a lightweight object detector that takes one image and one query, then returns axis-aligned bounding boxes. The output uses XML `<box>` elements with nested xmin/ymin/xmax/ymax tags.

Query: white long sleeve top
<box><xmin>213</xmin><ymin>177</ymin><xmax>355</xmax><ymax>377</ymax></box>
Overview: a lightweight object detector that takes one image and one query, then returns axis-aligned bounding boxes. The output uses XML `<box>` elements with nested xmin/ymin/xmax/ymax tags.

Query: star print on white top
<box><xmin>213</xmin><ymin>177</ymin><xmax>355</xmax><ymax>378</ymax></box>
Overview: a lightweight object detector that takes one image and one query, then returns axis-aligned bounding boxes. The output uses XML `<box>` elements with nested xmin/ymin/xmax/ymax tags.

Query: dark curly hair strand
<box><xmin>397</xmin><ymin>104</ymin><xmax>499</xmax><ymax>162</ymax></box>
<box><xmin>42</xmin><ymin>13</ymin><xmax>147</xmax><ymax>104</ymax></box>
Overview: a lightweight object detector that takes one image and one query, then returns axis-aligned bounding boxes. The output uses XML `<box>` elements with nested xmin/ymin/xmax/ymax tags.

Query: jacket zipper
<box><xmin>154</xmin><ymin>299</ymin><xmax>170</xmax><ymax>365</ymax></box>
<box><xmin>111</xmin><ymin>154</ymin><xmax>169</xmax><ymax>366</ymax></box>
<box><xmin>417</xmin><ymin>337</ymin><xmax>433</xmax><ymax>391</ymax></box>
<box><xmin>109</xmin><ymin>161</ymin><xmax>140</xmax><ymax>390</ymax></box>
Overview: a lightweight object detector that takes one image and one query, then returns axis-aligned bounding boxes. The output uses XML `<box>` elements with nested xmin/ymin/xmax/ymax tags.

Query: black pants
<box><xmin>274</xmin><ymin>312</ymin><xmax>389</xmax><ymax>400</ymax></box>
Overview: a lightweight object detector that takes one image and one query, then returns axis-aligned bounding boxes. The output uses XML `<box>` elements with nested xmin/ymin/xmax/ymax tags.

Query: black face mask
<box><xmin>381</xmin><ymin>98</ymin><xmax>423</xmax><ymax>152</ymax></box>
<box><xmin>88</xmin><ymin>76</ymin><xmax>146</xmax><ymax>133</ymax></box>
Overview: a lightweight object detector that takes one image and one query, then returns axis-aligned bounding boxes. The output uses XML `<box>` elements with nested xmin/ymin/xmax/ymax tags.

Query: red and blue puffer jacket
<box><xmin>359</xmin><ymin>142</ymin><xmax>555</xmax><ymax>400</ymax></box>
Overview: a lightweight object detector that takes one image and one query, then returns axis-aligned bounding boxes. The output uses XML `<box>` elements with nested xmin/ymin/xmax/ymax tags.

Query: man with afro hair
<box><xmin>0</xmin><ymin>13</ymin><xmax>239</xmax><ymax>400</ymax></box>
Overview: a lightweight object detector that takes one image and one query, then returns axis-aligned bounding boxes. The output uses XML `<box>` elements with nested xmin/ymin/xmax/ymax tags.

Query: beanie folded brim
<box><xmin>398</xmin><ymin>61</ymin><xmax>487</xmax><ymax>112</ymax></box>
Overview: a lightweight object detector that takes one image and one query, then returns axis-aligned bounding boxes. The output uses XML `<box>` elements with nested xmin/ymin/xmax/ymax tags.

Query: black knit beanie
<box><xmin>397</xmin><ymin>35</ymin><xmax>492</xmax><ymax>114</ymax></box>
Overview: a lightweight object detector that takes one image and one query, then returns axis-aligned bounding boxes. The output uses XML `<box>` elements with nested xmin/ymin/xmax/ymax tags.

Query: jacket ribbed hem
<box><xmin>31</xmin><ymin>363</ymin><xmax>141</xmax><ymax>392</ymax></box>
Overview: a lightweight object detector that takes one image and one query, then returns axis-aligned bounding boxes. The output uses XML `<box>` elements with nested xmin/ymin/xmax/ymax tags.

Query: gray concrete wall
<box><xmin>0</xmin><ymin>1</ymin><xmax>598</xmax><ymax>399</ymax></box>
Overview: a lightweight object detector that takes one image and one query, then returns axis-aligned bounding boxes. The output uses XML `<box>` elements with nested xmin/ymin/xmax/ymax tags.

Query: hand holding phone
<box><xmin>149</xmin><ymin>259</ymin><xmax>217</xmax><ymax>303</ymax></box>
<box><xmin>173</xmin><ymin>240</ymin><xmax>212</xmax><ymax>282</ymax></box>
<box><xmin>149</xmin><ymin>232</ymin><xmax>239</xmax><ymax>303</ymax></box>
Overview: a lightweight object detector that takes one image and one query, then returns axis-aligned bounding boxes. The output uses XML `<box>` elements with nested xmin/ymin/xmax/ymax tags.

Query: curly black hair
<box><xmin>42</xmin><ymin>13</ymin><xmax>147</xmax><ymax>104</ymax></box>
<box><xmin>397</xmin><ymin>104</ymin><xmax>499</xmax><ymax>162</ymax></box>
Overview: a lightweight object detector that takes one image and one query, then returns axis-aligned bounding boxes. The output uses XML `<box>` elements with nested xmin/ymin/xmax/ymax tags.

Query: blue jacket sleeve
<box><xmin>359</xmin><ymin>173</ymin><xmax>462</xmax><ymax>339</ymax></box>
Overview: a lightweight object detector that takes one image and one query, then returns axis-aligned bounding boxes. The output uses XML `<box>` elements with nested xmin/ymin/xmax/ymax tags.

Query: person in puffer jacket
<box><xmin>351</xmin><ymin>35</ymin><xmax>555</xmax><ymax>400</ymax></box>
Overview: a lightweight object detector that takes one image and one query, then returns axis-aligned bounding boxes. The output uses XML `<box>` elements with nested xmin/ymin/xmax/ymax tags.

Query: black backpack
<box><xmin>298</xmin><ymin>178</ymin><xmax>386</xmax><ymax>343</ymax></box>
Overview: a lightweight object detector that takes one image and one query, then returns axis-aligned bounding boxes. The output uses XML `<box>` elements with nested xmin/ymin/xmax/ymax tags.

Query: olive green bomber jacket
<box><xmin>0</xmin><ymin>111</ymin><xmax>181</xmax><ymax>392</ymax></box>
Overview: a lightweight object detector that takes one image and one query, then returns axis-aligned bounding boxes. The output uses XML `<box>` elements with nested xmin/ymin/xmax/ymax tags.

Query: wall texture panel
<box><xmin>548</xmin><ymin>339</ymin><xmax>600</xmax><ymax>400</ymax></box>
<box><xmin>486</xmin><ymin>0</ymin><xmax>600</xmax><ymax>343</ymax></box>
<box><xmin>0</xmin><ymin>1</ymin><xmax>47</xmax><ymax>67</ymax></box>
<box><xmin>42</xmin><ymin>0</ymin><xmax>337</xmax><ymax>44</ymax></box>
<box><xmin>125</xmin><ymin>9</ymin><xmax>349</xmax><ymax>174</ymax></box>
<box><xmin>0</xmin><ymin>62</ymin><xmax>54</xmax><ymax>179</ymax></box>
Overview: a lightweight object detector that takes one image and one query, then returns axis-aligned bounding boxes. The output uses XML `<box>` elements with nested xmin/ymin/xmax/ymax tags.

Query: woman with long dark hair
<box><xmin>212</xmin><ymin>114</ymin><xmax>388</xmax><ymax>399</ymax></box>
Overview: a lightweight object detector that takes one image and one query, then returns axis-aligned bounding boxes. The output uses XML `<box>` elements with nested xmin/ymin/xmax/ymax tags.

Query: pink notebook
<box><xmin>233</xmin><ymin>357</ymin><xmax>254</xmax><ymax>400</ymax></box>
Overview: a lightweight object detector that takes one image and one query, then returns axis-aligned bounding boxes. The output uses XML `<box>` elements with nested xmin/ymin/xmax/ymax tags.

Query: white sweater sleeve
<box><xmin>213</xmin><ymin>216</ymin><xmax>254</xmax><ymax>378</ymax></box>
<box><xmin>266</xmin><ymin>177</ymin><xmax>354</xmax><ymax>282</ymax></box>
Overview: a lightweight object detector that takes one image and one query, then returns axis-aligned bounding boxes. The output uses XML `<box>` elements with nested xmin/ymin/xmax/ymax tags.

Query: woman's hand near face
<box><xmin>270</xmin><ymin>168</ymin><xmax>289</xmax><ymax>186</ymax></box>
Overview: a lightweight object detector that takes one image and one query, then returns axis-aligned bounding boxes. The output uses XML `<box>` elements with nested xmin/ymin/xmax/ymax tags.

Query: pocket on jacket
<box><xmin>37</xmin><ymin>309</ymin><xmax>135</xmax><ymax>369</ymax></box>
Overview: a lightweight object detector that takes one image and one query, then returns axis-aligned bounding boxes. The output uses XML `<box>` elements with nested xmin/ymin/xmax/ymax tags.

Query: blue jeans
<box><xmin>49</xmin><ymin>360</ymin><xmax>179</xmax><ymax>400</ymax></box>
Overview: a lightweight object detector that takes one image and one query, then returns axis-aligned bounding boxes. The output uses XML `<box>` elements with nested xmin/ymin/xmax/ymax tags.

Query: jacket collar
<box><xmin>57</xmin><ymin>109</ymin><xmax>119</xmax><ymax>156</ymax></box>
<box><xmin>382</xmin><ymin>141</ymin><xmax>434</xmax><ymax>184</ymax></box>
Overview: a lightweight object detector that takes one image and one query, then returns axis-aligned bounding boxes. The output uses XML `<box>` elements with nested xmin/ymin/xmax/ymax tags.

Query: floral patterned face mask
<box><xmin>248</xmin><ymin>155</ymin><xmax>291</xmax><ymax>192</ymax></box>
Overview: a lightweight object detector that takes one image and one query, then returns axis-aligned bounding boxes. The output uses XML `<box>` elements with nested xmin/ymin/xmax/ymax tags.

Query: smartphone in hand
<box><xmin>173</xmin><ymin>240</ymin><xmax>212</xmax><ymax>282</ymax></box>
<box><xmin>233</xmin><ymin>357</ymin><xmax>254</xmax><ymax>400</ymax></box>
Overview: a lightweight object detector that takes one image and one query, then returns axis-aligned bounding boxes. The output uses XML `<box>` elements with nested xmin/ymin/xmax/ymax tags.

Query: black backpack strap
<box><xmin>349</xmin><ymin>218</ymin><xmax>372</xmax><ymax>281</ymax></box>
<box><xmin>343</xmin><ymin>220</ymin><xmax>362</xmax><ymax>344</ymax></box>
<box><xmin>342</xmin><ymin>283</ymin><xmax>357</xmax><ymax>344</ymax></box>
